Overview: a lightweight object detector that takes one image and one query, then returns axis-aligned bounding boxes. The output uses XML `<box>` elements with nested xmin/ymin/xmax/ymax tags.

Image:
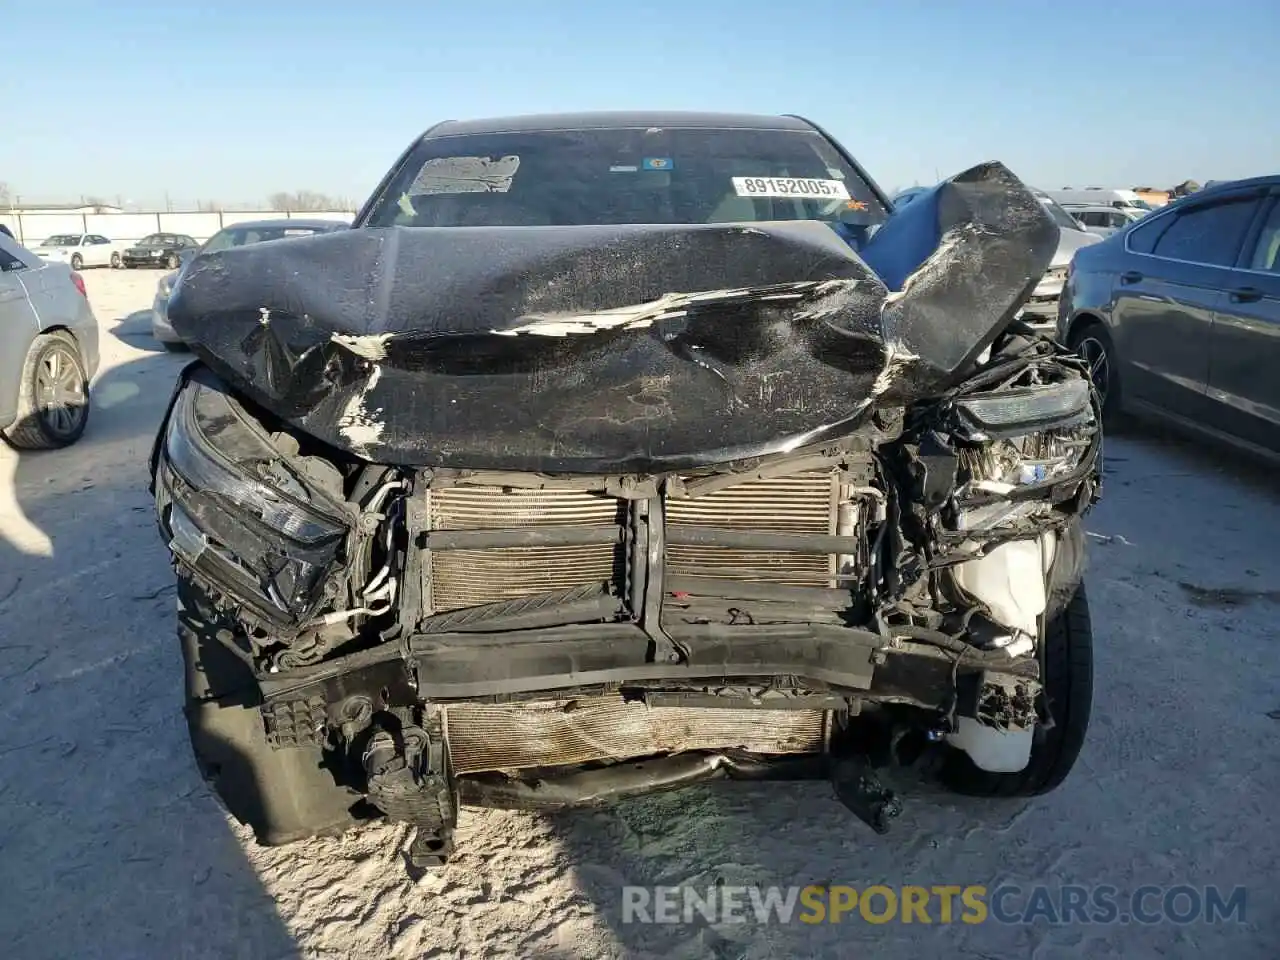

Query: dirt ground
<box><xmin>0</xmin><ymin>269</ymin><xmax>1276</xmax><ymax>959</ymax></box>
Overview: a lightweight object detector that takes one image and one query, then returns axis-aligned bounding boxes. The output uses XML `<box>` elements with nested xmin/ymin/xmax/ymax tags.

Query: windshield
<box><xmin>42</xmin><ymin>235</ymin><xmax>81</xmax><ymax>246</ymax></box>
<box><xmin>200</xmin><ymin>225</ymin><xmax>330</xmax><ymax>255</ymax></box>
<box><xmin>364</xmin><ymin>127</ymin><xmax>888</xmax><ymax>229</ymax></box>
<box><xmin>138</xmin><ymin>235</ymin><xmax>171</xmax><ymax>247</ymax></box>
<box><xmin>1039</xmin><ymin>196</ymin><xmax>1086</xmax><ymax>232</ymax></box>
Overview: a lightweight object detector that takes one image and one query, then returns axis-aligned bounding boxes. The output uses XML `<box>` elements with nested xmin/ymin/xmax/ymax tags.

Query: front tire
<box><xmin>70</xmin><ymin>253</ymin><xmax>83</xmax><ymax>270</ymax></box>
<box><xmin>941</xmin><ymin>584</ymin><xmax>1094</xmax><ymax>797</ymax></box>
<box><xmin>110</xmin><ymin>252</ymin><xmax>122</xmax><ymax>269</ymax></box>
<box><xmin>1</xmin><ymin>331</ymin><xmax>91</xmax><ymax>450</ymax></box>
<box><xmin>178</xmin><ymin>580</ymin><xmax>362</xmax><ymax>845</ymax></box>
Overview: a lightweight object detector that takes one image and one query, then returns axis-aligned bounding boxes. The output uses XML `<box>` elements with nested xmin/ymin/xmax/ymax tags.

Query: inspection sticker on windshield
<box><xmin>732</xmin><ymin>177</ymin><xmax>851</xmax><ymax>199</ymax></box>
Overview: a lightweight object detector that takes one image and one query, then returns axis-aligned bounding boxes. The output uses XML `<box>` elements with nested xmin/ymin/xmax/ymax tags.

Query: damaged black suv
<box><xmin>150</xmin><ymin>111</ymin><xmax>1100</xmax><ymax>865</ymax></box>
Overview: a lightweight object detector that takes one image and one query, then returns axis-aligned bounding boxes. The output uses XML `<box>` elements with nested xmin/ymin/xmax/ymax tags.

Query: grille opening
<box><xmin>667</xmin><ymin>471</ymin><xmax>838</xmax><ymax>588</ymax></box>
<box><xmin>426</xmin><ymin>486</ymin><xmax>626</xmax><ymax>613</ymax></box>
<box><xmin>423</xmin><ymin>470</ymin><xmax>858</xmax><ymax>614</ymax></box>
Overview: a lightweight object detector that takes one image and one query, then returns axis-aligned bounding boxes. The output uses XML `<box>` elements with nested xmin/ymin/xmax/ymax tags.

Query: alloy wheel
<box><xmin>1076</xmin><ymin>335</ymin><xmax>1110</xmax><ymax>406</ymax></box>
<box><xmin>34</xmin><ymin>343</ymin><xmax>88</xmax><ymax>439</ymax></box>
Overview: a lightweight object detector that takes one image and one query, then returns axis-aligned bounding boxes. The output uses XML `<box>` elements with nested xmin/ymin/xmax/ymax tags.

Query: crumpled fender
<box><xmin>167</xmin><ymin>162</ymin><xmax>1057</xmax><ymax>471</ymax></box>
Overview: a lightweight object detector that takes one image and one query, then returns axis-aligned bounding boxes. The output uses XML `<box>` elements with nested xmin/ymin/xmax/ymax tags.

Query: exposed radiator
<box><xmin>667</xmin><ymin>472</ymin><xmax>838</xmax><ymax>587</ymax></box>
<box><xmin>427</xmin><ymin>486</ymin><xmax>623</xmax><ymax>612</ymax></box>
<box><xmin>425</xmin><ymin>470</ymin><xmax>847</xmax><ymax>613</ymax></box>
<box><xmin>443</xmin><ymin>696</ymin><xmax>828</xmax><ymax>774</ymax></box>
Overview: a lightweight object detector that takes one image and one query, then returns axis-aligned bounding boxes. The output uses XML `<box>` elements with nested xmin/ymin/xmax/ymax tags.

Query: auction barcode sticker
<box><xmin>732</xmin><ymin>176</ymin><xmax>851</xmax><ymax>199</ymax></box>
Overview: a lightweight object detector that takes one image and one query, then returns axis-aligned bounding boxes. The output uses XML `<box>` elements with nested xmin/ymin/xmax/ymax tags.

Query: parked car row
<box><xmin>0</xmin><ymin>218</ymin><xmax>353</xmax><ymax>452</ymax></box>
<box><xmin>1046</xmin><ymin>188</ymin><xmax>1155</xmax><ymax>213</ymax></box>
<box><xmin>29</xmin><ymin>232</ymin><xmax>201</xmax><ymax>270</ymax></box>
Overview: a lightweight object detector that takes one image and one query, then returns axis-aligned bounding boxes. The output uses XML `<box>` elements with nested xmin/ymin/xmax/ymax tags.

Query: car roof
<box><xmin>423</xmin><ymin>111</ymin><xmax>818</xmax><ymax>138</ymax></box>
<box><xmin>1191</xmin><ymin>174</ymin><xmax>1280</xmax><ymax>197</ymax></box>
<box><xmin>219</xmin><ymin>218</ymin><xmax>347</xmax><ymax>231</ymax></box>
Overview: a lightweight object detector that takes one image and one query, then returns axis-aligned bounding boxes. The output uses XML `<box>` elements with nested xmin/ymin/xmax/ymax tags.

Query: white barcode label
<box><xmin>731</xmin><ymin>177</ymin><xmax>851</xmax><ymax>199</ymax></box>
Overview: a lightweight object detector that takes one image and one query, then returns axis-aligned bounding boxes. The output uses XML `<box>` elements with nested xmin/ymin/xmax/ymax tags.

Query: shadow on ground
<box><xmin>108</xmin><ymin>308</ymin><xmax>180</xmax><ymax>355</ymax></box>
<box><xmin>0</xmin><ymin>350</ymin><xmax>299</xmax><ymax>960</ymax></box>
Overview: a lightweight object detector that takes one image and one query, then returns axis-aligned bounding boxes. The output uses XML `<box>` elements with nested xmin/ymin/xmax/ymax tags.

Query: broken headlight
<box><xmin>950</xmin><ymin>376</ymin><xmax>1098</xmax><ymax>533</ymax></box>
<box><xmin>953</xmin><ymin>378</ymin><xmax>1092</xmax><ymax>440</ymax></box>
<box><xmin>155</xmin><ymin>375</ymin><xmax>351</xmax><ymax>629</ymax></box>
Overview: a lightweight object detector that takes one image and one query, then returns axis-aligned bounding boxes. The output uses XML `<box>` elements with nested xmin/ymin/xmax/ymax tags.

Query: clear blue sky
<box><xmin>4</xmin><ymin>0</ymin><xmax>1276</xmax><ymax>206</ymax></box>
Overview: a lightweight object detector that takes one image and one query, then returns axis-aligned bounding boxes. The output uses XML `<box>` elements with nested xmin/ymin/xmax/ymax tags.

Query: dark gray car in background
<box><xmin>152</xmin><ymin>218</ymin><xmax>349</xmax><ymax>347</ymax></box>
<box><xmin>1059</xmin><ymin>174</ymin><xmax>1280</xmax><ymax>457</ymax></box>
<box><xmin>122</xmin><ymin>233</ymin><xmax>201</xmax><ymax>270</ymax></box>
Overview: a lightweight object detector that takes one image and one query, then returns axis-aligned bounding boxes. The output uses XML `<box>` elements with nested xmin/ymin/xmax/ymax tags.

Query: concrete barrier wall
<box><xmin>0</xmin><ymin>210</ymin><xmax>354</xmax><ymax>247</ymax></box>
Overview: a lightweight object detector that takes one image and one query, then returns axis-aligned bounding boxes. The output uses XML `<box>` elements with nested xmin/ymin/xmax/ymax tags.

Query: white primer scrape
<box><xmin>332</xmin><ymin>332</ymin><xmax>394</xmax><ymax>361</ymax></box>
<box><xmin>494</xmin><ymin>280</ymin><xmax>856</xmax><ymax>338</ymax></box>
<box><xmin>337</xmin><ymin>365</ymin><xmax>385</xmax><ymax>454</ymax></box>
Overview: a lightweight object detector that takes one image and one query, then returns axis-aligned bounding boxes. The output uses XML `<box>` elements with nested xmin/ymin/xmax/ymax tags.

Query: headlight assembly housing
<box><xmin>953</xmin><ymin>378</ymin><xmax>1093</xmax><ymax>440</ymax></box>
<box><xmin>154</xmin><ymin>371</ymin><xmax>353</xmax><ymax>630</ymax></box>
<box><xmin>947</xmin><ymin>373</ymin><xmax>1100</xmax><ymax>534</ymax></box>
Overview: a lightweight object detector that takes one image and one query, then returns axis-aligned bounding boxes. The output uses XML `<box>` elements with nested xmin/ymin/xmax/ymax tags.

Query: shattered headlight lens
<box><xmin>165</xmin><ymin>385</ymin><xmax>344</xmax><ymax>544</ymax></box>
<box><xmin>954</xmin><ymin>379</ymin><xmax>1092</xmax><ymax>439</ymax></box>
<box><xmin>951</xmin><ymin>378</ymin><xmax>1099</xmax><ymax>533</ymax></box>
<box><xmin>157</xmin><ymin>378</ymin><xmax>350</xmax><ymax>626</ymax></box>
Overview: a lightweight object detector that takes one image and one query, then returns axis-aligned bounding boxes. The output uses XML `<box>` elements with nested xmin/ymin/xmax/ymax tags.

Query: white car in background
<box><xmin>1064</xmin><ymin>204</ymin><xmax>1147</xmax><ymax>238</ymax></box>
<box><xmin>34</xmin><ymin>233</ymin><xmax>124</xmax><ymax>271</ymax></box>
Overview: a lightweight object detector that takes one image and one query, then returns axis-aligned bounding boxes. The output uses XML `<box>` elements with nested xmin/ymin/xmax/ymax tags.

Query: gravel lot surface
<box><xmin>0</xmin><ymin>270</ymin><xmax>1276</xmax><ymax>959</ymax></box>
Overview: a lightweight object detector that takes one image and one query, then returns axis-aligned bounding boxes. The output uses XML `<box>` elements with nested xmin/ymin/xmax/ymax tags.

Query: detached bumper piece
<box><xmin>831</xmin><ymin>757</ymin><xmax>904</xmax><ymax>835</ymax></box>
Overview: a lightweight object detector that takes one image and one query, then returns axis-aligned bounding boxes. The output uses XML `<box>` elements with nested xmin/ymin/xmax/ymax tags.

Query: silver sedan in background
<box><xmin>0</xmin><ymin>231</ymin><xmax>100</xmax><ymax>449</ymax></box>
<box><xmin>152</xmin><ymin>218</ymin><xmax>349</xmax><ymax>348</ymax></box>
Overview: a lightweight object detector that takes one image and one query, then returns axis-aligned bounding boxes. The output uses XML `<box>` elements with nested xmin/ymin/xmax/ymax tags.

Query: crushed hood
<box><xmin>167</xmin><ymin>161</ymin><xmax>1057</xmax><ymax>471</ymax></box>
